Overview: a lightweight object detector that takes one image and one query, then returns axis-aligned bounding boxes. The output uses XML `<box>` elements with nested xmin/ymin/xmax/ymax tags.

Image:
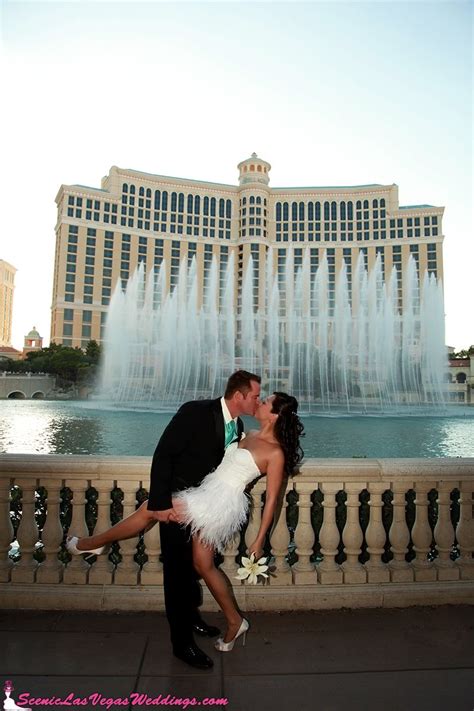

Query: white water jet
<box><xmin>100</xmin><ymin>250</ymin><xmax>447</xmax><ymax>412</ymax></box>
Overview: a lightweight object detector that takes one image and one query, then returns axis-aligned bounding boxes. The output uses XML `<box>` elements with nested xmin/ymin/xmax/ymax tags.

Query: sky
<box><xmin>1</xmin><ymin>0</ymin><xmax>472</xmax><ymax>350</ymax></box>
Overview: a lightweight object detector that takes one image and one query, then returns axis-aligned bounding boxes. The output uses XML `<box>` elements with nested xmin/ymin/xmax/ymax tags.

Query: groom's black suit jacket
<box><xmin>147</xmin><ymin>397</ymin><xmax>244</xmax><ymax>511</ymax></box>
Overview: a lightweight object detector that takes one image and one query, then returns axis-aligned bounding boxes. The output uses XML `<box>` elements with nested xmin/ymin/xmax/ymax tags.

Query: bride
<box><xmin>67</xmin><ymin>392</ymin><xmax>304</xmax><ymax>652</ymax></box>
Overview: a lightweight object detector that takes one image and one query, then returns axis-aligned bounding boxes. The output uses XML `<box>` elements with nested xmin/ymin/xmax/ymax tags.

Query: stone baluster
<box><xmin>269</xmin><ymin>485</ymin><xmax>292</xmax><ymax>585</ymax></box>
<box><xmin>0</xmin><ymin>479</ymin><xmax>14</xmax><ymax>582</ymax></box>
<box><xmin>114</xmin><ymin>482</ymin><xmax>140</xmax><ymax>584</ymax></box>
<box><xmin>36</xmin><ymin>480</ymin><xmax>64</xmax><ymax>584</ymax></box>
<box><xmin>411</xmin><ymin>482</ymin><xmax>437</xmax><ymax>581</ymax></box>
<box><xmin>11</xmin><ymin>479</ymin><xmax>39</xmax><ymax>583</ymax></box>
<box><xmin>244</xmin><ymin>483</ymin><xmax>264</xmax><ymax>555</ymax></box>
<box><xmin>88</xmin><ymin>480</ymin><xmax>114</xmax><ymax>585</ymax></box>
<box><xmin>292</xmin><ymin>481</ymin><xmax>316</xmax><ymax>584</ymax></box>
<box><xmin>63</xmin><ymin>479</ymin><xmax>90</xmax><ymax>584</ymax></box>
<box><xmin>455</xmin><ymin>482</ymin><xmax>474</xmax><ymax>580</ymax></box>
<box><xmin>388</xmin><ymin>483</ymin><xmax>413</xmax><ymax>582</ymax></box>
<box><xmin>434</xmin><ymin>482</ymin><xmax>459</xmax><ymax>580</ymax></box>
<box><xmin>341</xmin><ymin>483</ymin><xmax>366</xmax><ymax>583</ymax></box>
<box><xmin>220</xmin><ymin>534</ymin><xmax>240</xmax><ymax>580</ymax></box>
<box><xmin>141</xmin><ymin>516</ymin><xmax>163</xmax><ymax>585</ymax></box>
<box><xmin>317</xmin><ymin>483</ymin><xmax>343</xmax><ymax>584</ymax></box>
<box><xmin>365</xmin><ymin>482</ymin><xmax>390</xmax><ymax>583</ymax></box>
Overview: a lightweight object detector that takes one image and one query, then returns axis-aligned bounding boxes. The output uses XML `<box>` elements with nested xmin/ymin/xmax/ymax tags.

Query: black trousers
<box><xmin>159</xmin><ymin>521</ymin><xmax>202</xmax><ymax>650</ymax></box>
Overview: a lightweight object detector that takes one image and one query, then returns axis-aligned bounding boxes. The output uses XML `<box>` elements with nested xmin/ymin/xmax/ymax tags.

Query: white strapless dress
<box><xmin>173</xmin><ymin>442</ymin><xmax>261</xmax><ymax>552</ymax></box>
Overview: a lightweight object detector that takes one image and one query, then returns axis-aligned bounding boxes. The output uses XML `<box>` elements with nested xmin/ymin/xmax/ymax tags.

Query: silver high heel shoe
<box><xmin>66</xmin><ymin>536</ymin><xmax>105</xmax><ymax>556</ymax></box>
<box><xmin>214</xmin><ymin>618</ymin><xmax>249</xmax><ymax>652</ymax></box>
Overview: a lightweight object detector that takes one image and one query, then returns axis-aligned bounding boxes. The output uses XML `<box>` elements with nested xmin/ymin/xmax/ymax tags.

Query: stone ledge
<box><xmin>1</xmin><ymin>581</ymin><xmax>473</xmax><ymax>612</ymax></box>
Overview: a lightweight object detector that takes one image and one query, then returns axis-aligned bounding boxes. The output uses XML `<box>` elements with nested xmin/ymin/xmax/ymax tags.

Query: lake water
<box><xmin>1</xmin><ymin>400</ymin><xmax>474</xmax><ymax>458</ymax></box>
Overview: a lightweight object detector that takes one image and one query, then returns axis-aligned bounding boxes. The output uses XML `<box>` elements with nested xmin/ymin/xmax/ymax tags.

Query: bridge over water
<box><xmin>0</xmin><ymin>373</ymin><xmax>56</xmax><ymax>399</ymax></box>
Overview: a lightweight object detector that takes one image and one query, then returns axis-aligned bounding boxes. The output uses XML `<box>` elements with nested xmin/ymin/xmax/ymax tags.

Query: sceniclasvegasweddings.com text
<box><xmin>16</xmin><ymin>693</ymin><xmax>229</xmax><ymax>708</ymax></box>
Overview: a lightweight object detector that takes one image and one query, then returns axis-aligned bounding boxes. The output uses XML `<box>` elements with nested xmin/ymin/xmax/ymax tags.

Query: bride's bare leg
<box><xmin>73</xmin><ymin>501</ymin><xmax>156</xmax><ymax>550</ymax></box>
<box><xmin>192</xmin><ymin>536</ymin><xmax>243</xmax><ymax>643</ymax></box>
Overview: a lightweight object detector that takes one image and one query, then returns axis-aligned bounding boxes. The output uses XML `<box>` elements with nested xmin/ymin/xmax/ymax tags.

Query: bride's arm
<box><xmin>248</xmin><ymin>450</ymin><xmax>284</xmax><ymax>558</ymax></box>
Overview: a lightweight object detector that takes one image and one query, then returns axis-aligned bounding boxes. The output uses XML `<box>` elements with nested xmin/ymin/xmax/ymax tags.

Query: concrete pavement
<box><xmin>0</xmin><ymin>606</ymin><xmax>473</xmax><ymax>711</ymax></box>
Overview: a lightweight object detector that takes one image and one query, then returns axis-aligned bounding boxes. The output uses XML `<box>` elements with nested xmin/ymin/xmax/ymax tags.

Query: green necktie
<box><xmin>224</xmin><ymin>419</ymin><xmax>237</xmax><ymax>448</ymax></box>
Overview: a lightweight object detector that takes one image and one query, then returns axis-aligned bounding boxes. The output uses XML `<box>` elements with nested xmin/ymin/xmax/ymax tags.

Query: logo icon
<box><xmin>3</xmin><ymin>680</ymin><xmax>31</xmax><ymax>711</ymax></box>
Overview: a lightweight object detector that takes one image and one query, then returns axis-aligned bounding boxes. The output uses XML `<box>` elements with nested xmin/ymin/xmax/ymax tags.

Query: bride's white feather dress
<box><xmin>173</xmin><ymin>442</ymin><xmax>261</xmax><ymax>552</ymax></box>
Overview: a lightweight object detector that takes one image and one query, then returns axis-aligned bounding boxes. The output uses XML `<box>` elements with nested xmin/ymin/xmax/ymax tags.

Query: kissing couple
<box><xmin>68</xmin><ymin>370</ymin><xmax>304</xmax><ymax>670</ymax></box>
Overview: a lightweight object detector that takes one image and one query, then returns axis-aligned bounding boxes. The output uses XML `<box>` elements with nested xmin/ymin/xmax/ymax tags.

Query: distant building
<box><xmin>0</xmin><ymin>260</ymin><xmax>16</xmax><ymax>347</ymax></box>
<box><xmin>23</xmin><ymin>326</ymin><xmax>43</xmax><ymax>357</ymax></box>
<box><xmin>0</xmin><ymin>345</ymin><xmax>21</xmax><ymax>362</ymax></box>
<box><xmin>447</xmin><ymin>355</ymin><xmax>473</xmax><ymax>404</ymax></box>
<box><xmin>51</xmin><ymin>154</ymin><xmax>444</xmax><ymax>348</ymax></box>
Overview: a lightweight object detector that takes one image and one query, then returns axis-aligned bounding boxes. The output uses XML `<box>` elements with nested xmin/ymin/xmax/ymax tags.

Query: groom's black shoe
<box><xmin>173</xmin><ymin>643</ymin><xmax>214</xmax><ymax>670</ymax></box>
<box><xmin>192</xmin><ymin>620</ymin><xmax>221</xmax><ymax>638</ymax></box>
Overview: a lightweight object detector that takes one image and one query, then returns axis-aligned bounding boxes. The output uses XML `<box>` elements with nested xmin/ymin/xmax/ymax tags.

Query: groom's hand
<box><xmin>149</xmin><ymin>508</ymin><xmax>178</xmax><ymax>523</ymax></box>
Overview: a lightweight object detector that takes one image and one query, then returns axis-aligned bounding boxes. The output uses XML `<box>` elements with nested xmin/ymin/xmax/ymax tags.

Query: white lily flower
<box><xmin>235</xmin><ymin>552</ymin><xmax>269</xmax><ymax>585</ymax></box>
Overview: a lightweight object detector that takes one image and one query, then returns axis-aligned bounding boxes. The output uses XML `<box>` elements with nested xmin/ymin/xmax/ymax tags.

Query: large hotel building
<box><xmin>0</xmin><ymin>260</ymin><xmax>17</xmax><ymax>348</ymax></box>
<box><xmin>51</xmin><ymin>154</ymin><xmax>444</xmax><ymax>348</ymax></box>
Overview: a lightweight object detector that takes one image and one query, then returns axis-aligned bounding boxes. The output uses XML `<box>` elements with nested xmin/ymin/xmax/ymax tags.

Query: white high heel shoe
<box><xmin>214</xmin><ymin>618</ymin><xmax>249</xmax><ymax>652</ymax></box>
<box><xmin>66</xmin><ymin>536</ymin><xmax>105</xmax><ymax>556</ymax></box>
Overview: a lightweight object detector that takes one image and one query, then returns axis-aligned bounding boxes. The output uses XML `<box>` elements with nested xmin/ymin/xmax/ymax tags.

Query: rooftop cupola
<box><xmin>237</xmin><ymin>153</ymin><xmax>271</xmax><ymax>186</ymax></box>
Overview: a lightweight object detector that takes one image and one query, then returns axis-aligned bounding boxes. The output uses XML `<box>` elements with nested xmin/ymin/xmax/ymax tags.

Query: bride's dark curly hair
<box><xmin>271</xmin><ymin>392</ymin><xmax>305</xmax><ymax>477</ymax></box>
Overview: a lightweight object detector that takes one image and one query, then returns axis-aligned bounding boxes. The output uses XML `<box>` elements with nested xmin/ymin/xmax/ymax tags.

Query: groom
<box><xmin>147</xmin><ymin>370</ymin><xmax>261</xmax><ymax>669</ymax></box>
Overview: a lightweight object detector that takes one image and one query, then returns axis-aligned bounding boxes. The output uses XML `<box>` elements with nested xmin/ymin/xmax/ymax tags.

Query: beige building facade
<box><xmin>0</xmin><ymin>260</ymin><xmax>16</xmax><ymax>347</ymax></box>
<box><xmin>51</xmin><ymin>154</ymin><xmax>444</xmax><ymax>348</ymax></box>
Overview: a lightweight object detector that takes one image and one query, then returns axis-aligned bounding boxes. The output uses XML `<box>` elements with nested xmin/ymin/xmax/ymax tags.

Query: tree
<box><xmin>85</xmin><ymin>340</ymin><xmax>102</xmax><ymax>364</ymax></box>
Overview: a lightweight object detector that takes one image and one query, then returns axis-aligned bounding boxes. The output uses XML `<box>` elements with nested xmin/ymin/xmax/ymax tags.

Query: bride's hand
<box><xmin>248</xmin><ymin>540</ymin><xmax>263</xmax><ymax>559</ymax></box>
<box><xmin>149</xmin><ymin>508</ymin><xmax>179</xmax><ymax>523</ymax></box>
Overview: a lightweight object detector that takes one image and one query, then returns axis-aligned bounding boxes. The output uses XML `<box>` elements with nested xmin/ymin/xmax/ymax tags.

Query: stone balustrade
<box><xmin>0</xmin><ymin>454</ymin><xmax>473</xmax><ymax>611</ymax></box>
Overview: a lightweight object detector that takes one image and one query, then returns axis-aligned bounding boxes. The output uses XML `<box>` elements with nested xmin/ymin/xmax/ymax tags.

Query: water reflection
<box><xmin>0</xmin><ymin>400</ymin><xmax>473</xmax><ymax>458</ymax></box>
<box><xmin>0</xmin><ymin>401</ymin><xmax>105</xmax><ymax>454</ymax></box>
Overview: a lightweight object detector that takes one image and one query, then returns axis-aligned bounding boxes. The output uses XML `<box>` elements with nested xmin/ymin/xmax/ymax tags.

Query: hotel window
<box><xmin>187</xmin><ymin>241</ymin><xmax>197</xmax><ymax>267</ymax></box>
<box><xmin>203</xmin><ymin>244</ymin><xmax>213</xmax><ymax>297</ymax></box>
<box><xmin>375</xmin><ymin>246</ymin><xmax>385</xmax><ymax>280</ymax></box>
<box><xmin>277</xmin><ymin>249</ymin><xmax>286</xmax><ymax>314</ymax></box>
<box><xmin>409</xmin><ymin>244</ymin><xmax>419</xmax><ymax>267</ymax></box>
<box><xmin>343</xmin><ymin>247</ymin><xmax>352</xmax><ymax>302</ymax></box>
<box><xmin>64</xmin><ymin>309</ymin><xmax>74</xmax><ymax>321</ymax></box>
<box><xmin>170</xmin><ymin>240</ymin><xmax>180</xmax><ymax>291</ymax></box>
<box><xmin>218</xmin><ymin>245</ymin><xmax>229</xmax><ymax>306</ymax></box>
<box><xmin>326</xmin><ymin>248</ymin><xmax>336</xmax><ymax>316</ymax></box>
<box><xmin>358</xmin><ymin>246</ymin><xmax>368</xmax><ymax>270</ymax></box>
<box><xmin>392</xmin><ymin>245</ymin><xmax>402</xmax><ymax>307</ymax></box>
<box><xmin>154</xmin><ymin>239</ymin><xmax>164</xmax><ymax>269</ymax></box>
<box><xmin>427</xmin><ymin>243</ymin><xmax>437</xmax><ymax>277</ymax></box>
<box><xmin>63</xmin><ymin>323</ymin><xmax>73</xmax><ymax>337</ymax></box>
